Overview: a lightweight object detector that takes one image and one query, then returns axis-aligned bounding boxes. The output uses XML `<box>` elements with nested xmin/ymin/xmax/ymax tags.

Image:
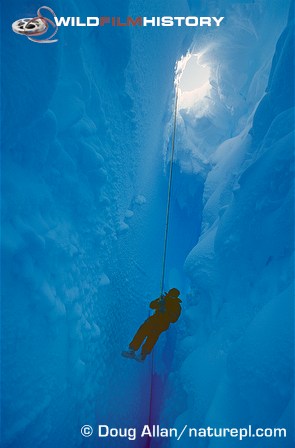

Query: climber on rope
<box><xmin>122</xmin><ymin>78</ymin><xmax>181</xmax><ymax>363</ymax></box>
<box><xmin>122</xmin><ymin>288</ymin><xmax>182</xmax><ymax>362</ymax></box>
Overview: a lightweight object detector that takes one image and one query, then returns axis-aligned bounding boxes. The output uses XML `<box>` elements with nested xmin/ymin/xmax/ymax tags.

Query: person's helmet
<box><xmin>167</xmin><ymin>288</ymin><xmax>180</xmax><ymax>298</ymax></box>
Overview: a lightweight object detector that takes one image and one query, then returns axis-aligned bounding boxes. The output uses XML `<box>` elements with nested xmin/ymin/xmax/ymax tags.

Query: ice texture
<box><xmin>1</xmin><ymin>0</ymin><xmax>294</xmax><ymax>448</ymax></box>
<box><xmin>159</xmin><ymin>3</ymin><xmax>294</xmax><ymax>448</ymax></box>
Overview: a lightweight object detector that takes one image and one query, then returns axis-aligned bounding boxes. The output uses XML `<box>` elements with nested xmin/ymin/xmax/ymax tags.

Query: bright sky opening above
<box><xmin>178</xmin><ymin>54</ymin><xmax>210</xmax><ymax>92</ymax></box>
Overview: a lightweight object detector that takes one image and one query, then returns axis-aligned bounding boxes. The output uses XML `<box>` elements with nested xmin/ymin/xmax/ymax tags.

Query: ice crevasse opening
<box><xmin>1</xmin><ymin>0</ymin><xmax>294</xmax><ymax>448</ymax></box>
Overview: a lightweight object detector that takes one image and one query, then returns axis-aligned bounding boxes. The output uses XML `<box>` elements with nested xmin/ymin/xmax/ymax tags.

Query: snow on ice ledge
<box><xmin>164</xmin><ymin>4</ymin><xmax>294</xmax><ymax>447</ymax></box>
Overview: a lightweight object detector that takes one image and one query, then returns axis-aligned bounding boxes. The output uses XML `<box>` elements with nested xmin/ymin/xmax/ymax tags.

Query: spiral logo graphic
<box><xmin>12</xmin><ymin>6</ymin><xmax>58</xmax><ymax>44</ymax></box>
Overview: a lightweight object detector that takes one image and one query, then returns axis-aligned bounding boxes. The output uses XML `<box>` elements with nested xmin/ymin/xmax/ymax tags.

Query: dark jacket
<box><xmin>150</xmin><ymin>296</ymin><xmax>182</xmax><ymax>324</ymax></box>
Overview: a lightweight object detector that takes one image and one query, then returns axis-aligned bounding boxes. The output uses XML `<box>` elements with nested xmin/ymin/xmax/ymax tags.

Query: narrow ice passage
<box><xmin>1</xmin><ymin>1</ymin><xmax>294</xmax><ymax>448</ymax></box>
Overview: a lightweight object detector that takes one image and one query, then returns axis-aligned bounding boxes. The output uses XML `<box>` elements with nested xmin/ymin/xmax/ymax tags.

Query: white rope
<box><xmin>159</xmin><ymin>82</ymin><xmax>179</xmax><ymax>300</ymax></box>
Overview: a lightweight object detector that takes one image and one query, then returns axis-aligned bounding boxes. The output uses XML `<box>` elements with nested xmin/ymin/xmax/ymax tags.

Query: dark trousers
<box><xmin>129</xmin><ymin>315</ymin><xmax>170</xmax><ymax>356</ymax></box>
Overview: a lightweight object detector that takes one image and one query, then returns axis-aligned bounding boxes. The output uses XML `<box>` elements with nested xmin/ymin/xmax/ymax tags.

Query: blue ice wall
<box><xmin>1</xmin><ymin>1</ymin><xmax>294</xmax><ymax>448</ymax></box>
<box><xmin>1</xmin><ymin>1</ymin><xmax>191</xmax><ymax>447</ymax></box>
<box><xmin>160</xmin><ymin>3</ymin><xmax>294</xmax><ymax>448</ymax></box>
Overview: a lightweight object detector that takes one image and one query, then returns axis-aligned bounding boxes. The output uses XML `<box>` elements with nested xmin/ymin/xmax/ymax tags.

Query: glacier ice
<box><xmin>1</xmin><ymin>0</ymin><xmax>294</xmax><ymax>447</ymax></box>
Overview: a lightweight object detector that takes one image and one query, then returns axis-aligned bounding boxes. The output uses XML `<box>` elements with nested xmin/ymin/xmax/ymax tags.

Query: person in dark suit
<box><xmin>123</xmin><ymin>288</ymin><xmax>182</xmax><ymax>362</ymax></box>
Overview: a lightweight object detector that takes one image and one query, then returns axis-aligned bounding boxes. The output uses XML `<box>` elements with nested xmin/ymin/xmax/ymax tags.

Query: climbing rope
<box><xmin>12</xmin><ymin>6</ymin><xmax>58</xmax><ymax>44</ymax></box>
<box><xmin>146</xmin><ymin>81</ymin><xmax>180</xmax><ymax>445</ymax></box>
<box><xmin>159</xmin><ymin>80</ymin><xmax>180</xmax><ymax>301</ymax></box>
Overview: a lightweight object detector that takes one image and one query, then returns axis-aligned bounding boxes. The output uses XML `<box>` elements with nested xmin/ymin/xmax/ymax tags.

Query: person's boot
<box><xmin>136</xmin><ymin>353</ymin><xmax>147</xmax><ymax>362</ymax></box>
<box><xmin>121</xmin><ymin>348</ymin><xmax>136</xmax><ymax>359</ymax></box>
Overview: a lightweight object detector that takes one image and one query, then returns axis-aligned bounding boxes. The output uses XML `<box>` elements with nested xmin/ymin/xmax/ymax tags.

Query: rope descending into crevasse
<box><xmin>159</xmin><ymin>81</ymin><xmax>180</xmax><ymax>301</ymax></box>
<box><xmin>145</xmin><ymin>80</ymin><xmax>180</xmax><ymax>448</ymax></box>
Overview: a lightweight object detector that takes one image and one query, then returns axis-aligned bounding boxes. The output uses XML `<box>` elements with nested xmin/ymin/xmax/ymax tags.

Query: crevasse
<box><xmin>1</xmin><ymin>1</ymin><xmax>293</xmax><ymax>448</ymax></box>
